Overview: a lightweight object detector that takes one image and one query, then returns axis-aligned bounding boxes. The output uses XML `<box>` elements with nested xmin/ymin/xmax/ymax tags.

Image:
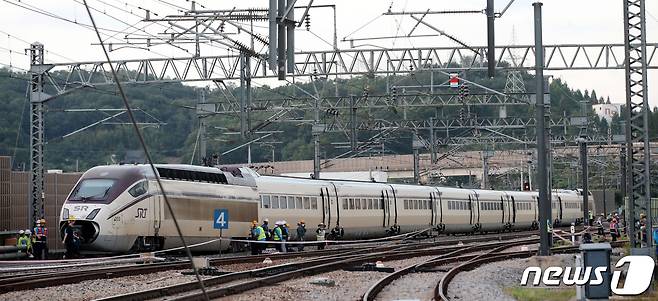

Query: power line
<box><xmin>81</xmin><ymin>1</ymin><xmax>210</xmax><ymax>300</ymax></box>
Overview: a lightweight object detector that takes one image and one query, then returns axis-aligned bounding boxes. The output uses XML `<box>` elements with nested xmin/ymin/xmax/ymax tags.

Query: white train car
<box><xmin>59</xmin><ymin>164</ymin><xmax>585</xmax><ymax>253</ymax></box>
<box><xmin>60</xmin><ymin>165</ymin><xmax>259</xmax><ymax>252</ymax></box>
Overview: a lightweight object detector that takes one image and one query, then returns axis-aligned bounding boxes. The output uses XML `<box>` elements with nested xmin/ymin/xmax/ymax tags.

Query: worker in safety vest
<box><xmin>609</xmin><ymin>218</ymin><xmax>619</xmax><ymax>242</ymax></box>
<box><xmin>316</xmin><ymin>223</ymin><xmax>327</xmax><ymax>250</ymax></box>
<box><xmin>272</xmin><ymin>221</ymin><xmax>285</xmax><ymax>252</ymax></box>
<box><xmin>250</xmin><ymin>221</ymin><xmax>266</xmax><ymax>255</ymax></box>
<box><xmin>33</xmin><ymin>219</ymin><xmax>49</xmax><ymax>260</ymax></box>
<box><xmin>17</xmin><ymin>230</ymin><xmax>33</xmax><ymax>258</ymax></box>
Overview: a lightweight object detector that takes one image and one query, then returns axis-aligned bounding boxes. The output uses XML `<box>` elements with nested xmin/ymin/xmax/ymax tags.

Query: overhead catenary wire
<box><xmin>3</xmin><ymin>0</ymin><xmax>179</xmax><ymax>58</ymax></box>
<box><xmin>80</xmin><ymin>1</ymin><xmax>210</xmax><ymax>300</ymax></box>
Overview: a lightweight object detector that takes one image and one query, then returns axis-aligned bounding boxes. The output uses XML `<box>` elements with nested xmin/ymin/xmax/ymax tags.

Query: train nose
<box><xmin>60</xmin><ymin>220</ymin><xmax>100</xmax><ymax>244</ymax></box>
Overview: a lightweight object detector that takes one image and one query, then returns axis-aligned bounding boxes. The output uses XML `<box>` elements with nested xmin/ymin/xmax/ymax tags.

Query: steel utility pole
<box><xmin>486</xmin><ymin>0</ymin><xmax>496</xmax><ymax>78</ymax></box>
<box><xmin>197</xmin><ymin>88</ymin><xmax>208</xmax><ymax>164</ymax></box>
<box><xmin>28</xmin><ymin>42</ymin><xmax>48</xmax><ymax>228</ymax></box>
<box><xmin>534</xmin><ymin>2</ymin><xmax>551</xmax><ymax>256</ymax></box>
<box><xmin>578</xmin><ymin>138</ymin><xmax>589</xmax><ymax>226</ymax></box>
<box><xmin>623</xmin><ymin>0</ymin><xmax>651</xmax><ymax>249</ymax></box>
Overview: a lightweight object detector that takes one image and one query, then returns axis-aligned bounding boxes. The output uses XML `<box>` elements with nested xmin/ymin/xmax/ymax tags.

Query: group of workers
<box><xmin>249</xmin><ymin>218</ymin><xmax>336</xmax><ymax>254</ymax></box>
<box><xmin>15</xmin><ymin>216</ymin><xmax>81</xmax><ymax>259</ymax></box>
<box><xmin>16</xmin><ymin>218</ymin><xmax>49</xmax><ymax>259</ymax></box>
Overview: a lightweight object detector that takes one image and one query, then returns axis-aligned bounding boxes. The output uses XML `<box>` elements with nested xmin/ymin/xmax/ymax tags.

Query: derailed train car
<box><xmin>59</xmin><ymin>164</ymin><xmax>583</xmax><ymax>253</ymax></box>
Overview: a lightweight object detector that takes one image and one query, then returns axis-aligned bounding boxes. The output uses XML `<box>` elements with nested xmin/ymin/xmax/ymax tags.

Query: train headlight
<box><xmin>62</xmin><ymin>208</ymin><xmax>69</xmax><ymax>220</ymax></box>
<box><xmin>86</xmin><ymin>208</ymin><xmax>101</xmax><ymax>220</ymax></box>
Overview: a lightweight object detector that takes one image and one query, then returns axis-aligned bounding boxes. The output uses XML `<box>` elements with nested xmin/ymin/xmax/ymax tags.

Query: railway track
<box><xmin>433</xmin><ymin>240</ymin><xmax>627</xmax><ymax>301</ymax></box>
<box><xmin>360</xmin><ymin>238</ymin><xmax>537</xmax><ymax>301</ymax></box>
<box><xmin>93</xmin><ymin>234</ymin><xmax>540</xmax><ymax>301</ymax></box>
<box><xmin>0</xmin><ymin>230</ymin><xmax>543</xmax><ymax>295</ymax></box>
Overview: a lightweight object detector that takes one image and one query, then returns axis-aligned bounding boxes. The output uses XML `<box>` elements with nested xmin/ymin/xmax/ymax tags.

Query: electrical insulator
<box><xmin>459</xmin><ymin>108</ymin><xmax>465</xmax><ymax>121</ymax></box>
<box><xmin>305</xmin><ymin>14</ymin><xmax>311</xmax><ymax>31</ymax></box>
<box><xmin>463</xmin><ymin>84</ymin><xmax>470</xmax><ymax>97</ymax></box>
<box><xmin>391</xmin><ymin>86</ymin><xmax>397</xmax><ymax>102</ymax></box>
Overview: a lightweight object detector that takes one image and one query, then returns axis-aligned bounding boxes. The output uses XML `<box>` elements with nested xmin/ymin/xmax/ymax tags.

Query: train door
<box><xmin>432</xmin><ymin>188</ymin><xmax>443</xmax><ymax>228</ymax></box>
<box><xmin>468</xmin><ymin>192</ymin><xmax>480</xmax><ymax>227</ymax></box>
<box><xmin>328</xmin><ymin>183</ymin><xmax>340</xmax><ymax>228</ymax></box>
<box><xmin>153</xmin><ymin>195</ymin><xmax>162</xmax><ymax>237</ymax></box>
<box><xmin>429</xmin><ymin>192</ymin><xmax>435</xmax><ymax>226</ymax></box>
<box><xmin>320</xmin><ymin>187</ymin><xmax>334</xmax><ymax>226</ymax></box>
<box><xmin>557</xmin><ymin>196</ymin><xmax>563</xmax><ymax>222</ymax></box>
<box><xmin>381</xmin><ymin>190</ymin><xmax>388</xmax><ymax>228</ymax></box>
<box><xmin>500</xmin><ymin>196</ymin><xmax>505</xmax><ymax>225</ymax></box>
<box><xmin>511</xmin><ymin>196</ymin><xmax>516</xmax><ymax>224</ymax></box>
<box><xmin>533</xmin><ymin>196</ymin><xmax>538</xmax><ymax>221</ymax></box>
<box><xmin>381</xmin><ymin>187</ymin><xmax>396</xmax><ymax>229</ymax></box>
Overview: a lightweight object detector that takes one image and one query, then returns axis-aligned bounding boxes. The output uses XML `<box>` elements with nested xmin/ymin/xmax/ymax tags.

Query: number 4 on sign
<box><xmin>213</xmin><ymin>209</ymin><xmax>229</xmax><ymax>229</ymax></box>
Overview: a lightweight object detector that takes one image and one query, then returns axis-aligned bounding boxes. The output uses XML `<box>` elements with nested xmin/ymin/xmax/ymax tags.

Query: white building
<box><xmin>592</xmin><ymin>103</ymin><xmax>621</xmax><ymax>123</ymax></box>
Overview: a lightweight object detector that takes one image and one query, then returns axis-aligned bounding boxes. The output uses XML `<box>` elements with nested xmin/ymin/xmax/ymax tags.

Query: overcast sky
<box><xmin>0</xmin><ymin>0</ymin><xmax>656</xmax><ymax>106</ymax></box>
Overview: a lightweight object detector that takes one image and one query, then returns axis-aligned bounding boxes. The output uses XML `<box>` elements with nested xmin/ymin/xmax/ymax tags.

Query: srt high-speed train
<box><xmin>59</xmin><ymin>164</ymin><xmax>584</xmax><ymax>253</ymax></box>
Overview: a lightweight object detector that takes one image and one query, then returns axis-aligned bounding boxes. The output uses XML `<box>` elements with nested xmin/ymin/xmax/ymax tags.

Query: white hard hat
<box><xmin>19</xmin><ymin>230</ymin><xmax>24</xmax><ymax>235</ymax></box>
<box><xmin>25</xmin><ymin>230</ymin><xmax>31</xmax><ymax>235</ymax></box>
<box><xmin>282</xmin><ymin>220</ymin><xmax>288</xmax><ymax>225</ymax></box>
<box><xmin>263</xmin><ymin>218</ymin><xmax>269</xmax><ymax>222</ymax></box>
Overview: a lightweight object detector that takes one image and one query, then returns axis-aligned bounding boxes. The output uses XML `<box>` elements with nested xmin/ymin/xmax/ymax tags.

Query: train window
<box><xmin>128</xmin><ymin>180</ymin><xmax>148</xmax><ymax>197</ymax></box>
<box><xmin>261</xmin><ymin>195</ymin><xmax>271</xmax><ymax>209</ymax></box>
<box><xmin>272</xmin><ymin>196</ymin><xmax>280</xmax><ymax>209</ymax></box>
<box><xmin>404</xmin><ymin>200</ymin><xmax>409</xmax><ymax>209</ymax></box>
<box><xmin>311</xmin><ymin>197</ymin><xmax>318</xmax><ymax>210</ymax></box>
<box><xmin>303</xmin><ymin>197</ymin><xmax>310</xmax><ymax>209</ymax></box>
<box><xmin>356</xmin><ymin>199</ymin><xmax>362</xmax><ymax>209</ymax></box>
<box><xmin>296</xmin><ymin>196</ymin><xmax>303</xmax><ymax>209</ymax></box>
<box><xmin>360</xmin><ymin>199</ymin><xmax>366</xmax><ymax>210</ymax></box>
<box><xmin>373</xmin><ymin>199</ymin><xmax>379</xmax><ymax>210</ymax></box>
<box><xmin>280</xmin><ymin>196</ymin><xmax>288</xmax><ymax>209</ymax></box>
<box><xmin>288</xmin><ymin>196</ymin><xmax>295</xmax><ymax>209</ymax></box>
<box><xmin>349</xmin><ymin>198</ymin><xmax>354</xmax><ymax>210</ymax></box>
<box><xmin>367</xmin><ymin>199</ymin><xmax>373</xmax><ymax>209</ymax></box>
<box><xmin>342</xmin><ymin>199</ymin><xmax>348</xmax><ymax>210</ymax></box>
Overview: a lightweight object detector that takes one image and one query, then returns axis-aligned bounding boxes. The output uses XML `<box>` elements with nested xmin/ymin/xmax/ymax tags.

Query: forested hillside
<box><xmin>0</xmin><ymin>67</ymin><xmax>633</xmax><ymax>172</ymax></box>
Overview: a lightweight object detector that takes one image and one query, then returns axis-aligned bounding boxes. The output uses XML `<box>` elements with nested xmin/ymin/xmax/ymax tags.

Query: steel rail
<box><xmin>96</xmin><ymin>233</ymin><xmax>541</xmax><ymax>301</ymax></box>
<box><xmin>435</xmin><ymin>241</ymin><xmax>627</xmax><ymax>301</ymax></box>
<box><xmin>361</xmin><ymin>238</ymin><xmax>537</xmax><ymax>301</ymax></box>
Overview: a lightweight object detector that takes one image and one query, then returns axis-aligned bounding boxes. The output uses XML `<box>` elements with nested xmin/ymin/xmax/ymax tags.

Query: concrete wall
<box><xmin>0</xmin><ymin>156</ymin><xmax>81</xmax><ymax>250</ymax></box>
<box><xmin>0</xmin><ymin>157</ymin><xmax>10</xmax><ymax>230</ymax></box>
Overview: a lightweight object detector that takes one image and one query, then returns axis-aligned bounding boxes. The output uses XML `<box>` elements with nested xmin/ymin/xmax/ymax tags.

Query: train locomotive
<box><xmin>59</xmin><ymin>164</ymin><xmax>584</xmax><ymax>253</ymax></box>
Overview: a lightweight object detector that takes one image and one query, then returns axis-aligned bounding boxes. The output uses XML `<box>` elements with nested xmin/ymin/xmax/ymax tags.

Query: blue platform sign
<box><xmin>213</xmin><ymin>209</ymin><xmax>229</xmax><ymax>229</ymax></box>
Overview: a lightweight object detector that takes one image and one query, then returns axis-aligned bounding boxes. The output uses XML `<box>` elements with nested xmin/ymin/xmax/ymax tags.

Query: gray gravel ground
<box><xmin>448</xmin><ymin>254</ymin><xmax>576</xmax><ymax>301</ymax></box>
<box><xmin>214</xmin><ymin>255</ymin><xmax>439</xmax><ymax>301</ymax></box>
<box><xmin>0</xmin><ymin>270</ymin><xmax>209</xmax><ymax>301</ymax></box>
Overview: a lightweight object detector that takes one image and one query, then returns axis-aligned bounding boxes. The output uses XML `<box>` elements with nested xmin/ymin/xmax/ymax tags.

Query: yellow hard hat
<box><xmin>40</xmin><ymin>219</ymin><xmax>46</xmax><ymax>224</ymax></box>
<box><xmin>68</xmin><ymin>215</ymin><xmax>77</xmax><ymax>221</ymax></box>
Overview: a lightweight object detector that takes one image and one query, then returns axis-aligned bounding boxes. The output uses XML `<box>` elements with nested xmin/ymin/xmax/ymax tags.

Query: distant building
<box><xmin>592</xmin><ymin>103</ymin><xmax>621</xmax><ymax>123</ymax></box>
